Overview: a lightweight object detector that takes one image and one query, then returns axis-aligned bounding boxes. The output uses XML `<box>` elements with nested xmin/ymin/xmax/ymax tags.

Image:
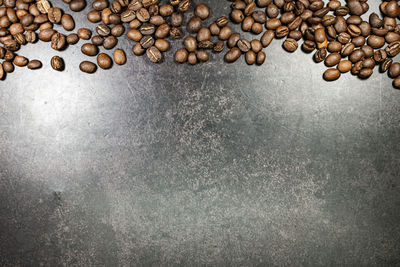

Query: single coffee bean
<box><xmin>393</xmin><ymin>77</ymin><xmax>400</xmax><ymax>89</ymax></box>
<box><xmin>169</xmin><ymin>27</ymin><xmax>182</xmax><ymax>39</ymax></box>
<box><xmin>256</xmin><ymin>51</ymin><xmax>266</xmax><ymax>65</ymax></box>
<box><xmin>48</xmin><ymin>7</ymin><xmax>62</xmax><ymax>24</ymax></box>
<box><xmin>2</xmin><ymin>61</ymin><xmax>14</xmax><ymax>73</ymax></box>
<box><xmin>367</xmin><ymin>35</ymin><xmax>385</xmax><ymax>49</ymax></box>
<box><xmin>103</xmin><ymin>35</ymin><xmax>118</xmax><ymax>49</ymax></box>
<box><xmin>155</xmin><ymin>39</ymin><xmax>169</xmax><ymax>52</ymax></box>
<box><xmin>197</xmin><ymin>27</ymin><xmax>211</xmax><ymax>42</ymax></box>
<box><xmin>187</xmin><ymin>16</ymin><xmax>202</xmax><ymax>33</ymax></box>
<box><xmin>113</xmin><ymin>49</ymin><xmax>126</xmax><ymax>65</ymax></box>
<box><xmin>70</xmin><ymin>0</ymin><xmax>87</xmax><ymax>12</ymax></box>
<box><xmin>184</xmin><ymin>36</ymin><xmax>197</xmax><ymax>52</ymax></box>
<box><xmin>170</xmin><ymin>13</ymin><xmax>183</xmax><ymax>27</ymax></box>
<box><xmin>373</xmin><ymin>49</ymin><xmax>387</xmax><ymax>63</ymax></box>
<box><xmin>261</xmin><ymin>30</ymin><xmax>274</xmax><ymax>47</ymax></box>
<box><xmin>91</xmin><ymin>35</ymin><xmax>104</xmax><ymax>46</ymax></box>
<box><xmin>228</xmin><ymin>33</ymin><xmax>240</xmax><ymax>48</ymax></box>
<box><xmin>209</xmin><ymin>23</ymin><xmax>220</xmax><ymax>36</ymax></box>
<box><xmin>127</xmin><ymin>29</ymin><xmax>142</xmax><ymax>42</ymax></box>
<box><xmin>337</xmin><ymin>60</ymin><xmax>352</xmax><ymax>73</ymax></box>
<box><xmin>65</xmin><ymin>33</ymin><xmax>79</xmax><ymax>45</ymax></box>
<box><xmin>78</xmin><ymin>28</ymin><xmax>92</xmax><ymax>40</ymax></box>
<box><xmin>146</xmin><ymin>46</ymin><xmax>162</xmax><ymax>63</ymax></box>
<box><xmin>61</xmin><ymin>14</ymin><xmax>75</xmax><ymax>31</ymax></box>
<box><xmin>79</xmin><ymin>61</ymin><xmax>97</xmax><ymax>73</ymax></box>
<box><xmin>197</xmin><ymin>50</ymin><xmax>209</xmax><ymax>62</ymax></box>
<box><xmin>96</xmin><ymin>24</ymin><xmax>110</xmax><ymax>37</ymax></box>
<box><xmin>51</xmin><ymin>32</ymin><xmax>66</xmax><ymax>50</ymax></box>
<box><xmin>27</xmin><ymin>59</ymin><xmax>42</xmax><ymax>69</ymax></box>
<box><xmin>140</xmin><ymin>23</ymin><xmax>155</xmax><ymax>35</ymax></box>
<box><xmin>175</xmin><ymin>48</ymin><xmax>188</xmax><ymax>63</ymax></box>
<box><xmin>81</xmin><ymin>43</ymin><xmax>99</xmax><ymax>56</ymax></box>
<box><xmin>219</xmin><ymin>26</ymin><xmax>232</xmax><ymax>40</ymax></box>
<box><xmin>213</xmin><ymin>41</ymin><xmax>225</xmax><ymax>52</ymax></box>
<box><xmin>358</xmin><ymin>68</ymin><xmax>373</xmax><ymax>79</ymax></box>
<box><xmin>380</xmin><ymin>58</ymin><xmax>392</xmax><ymax>73</ymax></box>
<box><xmin>13</xmin><ymin>55</ymin><xmax>28</xmax><ymax>67</ymax></box>
<box><xmin>198</xmin><ymin>40</ymin><xmax>214</xmax><ymax>50</ymax></box>
<box><xmin>87</xmin><ymin>10</ymin><xmax>101</xmax><ymax>23</ymax></box>
<box><xmin>325</xmin><ymin>52</ymin><xmax>341</xmax><ymax>67</ymax></box>
<box><xmin>140</xmin><ymin>35</ymin><xmax>154</xmax><ymax>49</ymax></box>
<box><xmin>282</xmin><ymin>38</ymin><xmax>298</xmax><ymax>52</ymax></box>
<box><xmin>323</xmin><ymin>68</ymin><xmax>341</xmax><ymax>81</ymax></box>
<box><xmin>224</xmin><ymin>47</ymin><xmax>241</xmax><ymax>63</ymax></box>
<box><xmin>386</xmin><ymin>41</ymin><xmax>400</xmax><ymax>57</ymax></box>
<box><xmin>51</xmin><ymin>56</ymin><xmax>64</xmax><ymax>71</ymax></box>
<box><xmin>237</xmin><ymin>39</ymin><xmax>251</xmax><ymax>52</ymax></box>
<box><xmin>389</xmin><ymin>62</ymin><xmax>400</xmax><ymax>78</ymax></box>
<box><xmin>111</xmin><ymin>24</ymin><xmax>125</xmax><ymax>37</ymax></box>
<box><xmin>195</xmin><ymin>4</ymin><xmax>210</xmax><ymax>20</ymax></box>
<box><xmin>97</xmin><ymin>53</ymin><xmax>112</xmax><ymax>69</ymax></box>
<box><xmin>39</xmin><ymin>29</ymin><xmax>56</xmax><ymax>42</ymax></box>
<box><xmin>188</xmin><ymin>52</ymin><xmax>197</xmax><ymax>65</ymax></box>
<box><xmin>132</xmin><ymin>43</ymin><xmax>145</xmax><ymax>56</ymax></box>
<box><xmin>245</xmin><ymin>50</ymin><xmax>256</xmax><ymax>65</ymax></box>
<box><xmin>314</xmin><ymin>48</ymin><xmax>327</xmax><ymax>63</ymax></box>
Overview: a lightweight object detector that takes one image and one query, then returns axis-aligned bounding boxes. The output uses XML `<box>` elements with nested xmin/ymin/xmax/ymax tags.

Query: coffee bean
<box><xmin>13</xmin><ymin>55</ymin><xmax>28</xmax><ymax>67</ymax></box>
<box><xmin>197</xmin><ymin>50</ymin><xmax>209</xmax><ymax>62</ymax></box>
<box><xmin>154</xmin><ymin>39</ymin><xmax>169</xmax><ymax>52</ymax></box>
<box><xmin>358</xmin><ymin>68</ymin><xmax>373</xmax><ymax>79</ymax></box>
<box><xmin>113</xmin><ymin>49</ymin><xmax>126</xmax><ymax>65</ymax></box>
<box><xmin>389</xmin><ymin>62</ymin><xmax>400</xmax><ymax>78</ymax></box>
<box><xmin>97</xmin><ymin>53</ymin><xmax>112</xmax><ymax>69</ymax></box>
<box><xmin>337</xmin><ymin>60</ymin><xmax>352</xmax><ymax>73</ymax></box>
<box><xmin>2</xmin><ymin>61</ymin><xmax>14</xmax><ymax>73</ymax></box>
<box><xmin>367</xmin><ymin>35</ymin><xmax>385</xmax><ymax>49</ymax></box>
<box><xmin>323</xmin><ymin>68</ymin><xmax>341</xmax><ymax>81</ymax></box>
<box><xmin>0</xmin><ymin>63</ymin><xmax>4</xmax><ymax>79</ymax></box>
<box><xmin>103</xmin><ymin>35</ymin><xmax>118</xmax><ymax>49</ymax></box>
<box><xmin>170</xmin><ymin>13</ymin><xmax>182</xmax><ymax>27</ymax></box>
<box><xmin>197</xmin><ymin>27</ymin><xmax>211</xmax><ymax>42</ymax></box>
<box><xmin>245</xmin><ymin>50</ymin><xmax>256</xmax><ymax>65</ymax></box>
<box><xmin>283</xmin><ymin>38</ymin><xmax>298</xmax><ymax>52</ymax></box>
<box><xmin>169</xmin><ymin>27</ymin><xmax>182</xmax><ymax>39</ymax></box>
<box><xmin>140</xmin><ymin>23</ymin><xmax>155</xmax><ymax>35</ymax></box>
<box><xmin>237</xmin><ymin>39</ymin><xmax>251</xmax><ymax>52</ymax></box>
<box><xmin>91</xmin><ymin>35</ymin><xmax>104</xmax><ymax>46</ymax></box>
<box><xmin>78</xmin><ymin>28</ymin><xmax>92</xmax><ymax>40</ymax></box>
<box><xmin>132</xmin><ymin>43</ymin><xmax>145</xmax><ymax>56</ymax></box>
<box><xmin>51</xmin><ymin>56</ymin><xmax>64</xmax><ymax>71</ymax></box>
<box><xmin>127</xmin><ymin>29</ymin><xmax>142</xmax><ymax>42</ymax></box>
<box><xmin>81</xmin><ymin>43</ymin><xmax>99</xmax><ymax>56</ymax></box>
<box><xmin>96</xmin><ymin>24</ymin><xmax>110</xmax><ymax>37</ymax></box>
<box><xmin>225</xmin><ymin>47</ymin><xmax>241</xmax><ymax>63</ymax></box>
<box><xmin>314</xmin><ymin>48</ymin><xmax>327</xmax><ymax>63</ymax></box>
<box><xmin>146</xmin><ymin>46</ymin><xmax>162</xmax><ymax>63</ymax></box>
<box><xmin>261</xmin><ymin>30</ymin><xmax>274</xmax><ymax>47</ymax></box>
<box><xmin>61</xmin><ymin>14</ymin><xmax>75</xmax><ymax>31</ymax></box>
<box><xmin>140</xmin><ymin>35</ymin><xmax>154</xmax><ymax>49</ymax></box>
<box><xmin>393</xmin><ymin>77</ymin><xmax>400</xmax><ymax>89</ymax></box>
<box><xmin>111</xmin><ymin>24</ymin><xmax>125</xmax><ymax>37</ymax></box>
<box><xmin>380</xmin><ymin>58</ymin><xmax>392</xmax><ymax>73</ymax></box>
<box><xmin>70</xmin><ymin>0</ymin><xmax>86</xmax><ymax>12</ymax></box>
<box><xmin>213</xmin><ymin>41</ymin><xmax>225</xmax><ymax>53</ymax></box>
<box><xmin>48</xmin><ymin>7</ymin><xmax>62</xmax><ymax>24</ymax></box>
<box><xmin>87</xmin><ymin>10</ymin><xmax>101</xmax><ymax>23</ymax></box>
<box><xmin>228</xmin><ymin>33</ymin><xmax>240</xmax><ymax>48</ymax></box>
<box><xmin>175</xmin><ymin>48</ymin><xmax>188</xmax><ymax>63</ymax></box>
<box><xmin>51</xmin><ymin>32</ymin><xmax>66</xmax><ymax>50</ymax></box>
<box><xmin>325</xmin><ymin>52</ymin><xmax>341</xmax><ymax>67</ymax></box>
<box><xmin>79</xmin><ymin>61</ymin><xmax>97</xmax><ymax>73</ymax></box>
<box><xmin>187</xmin><ymin>16</ymin><xmax>202</xmax><ymax>33</ymax></box>
<box><xmin>188</xmin><ymin>52</ymin><xmax>197</xmax><ymax>65</ymax></box>
<box><xmin>184</xmin><ymin>36</ymin><xmax>197</xmax><ymax>52</ymax></box>
<box><xmin>195</xmin><ymin>4</ymin><xmax>210</xmax><ymax>20</ymax></box>
<box><xmin>219</xmin><ymin>26</ymin><xmax>232</xmax><ymax>40</ymax></box>
<box><xmin>256</xmin><ymin>51</ymin><xmax>266</xmax><ymax>65</ymax></box>
<box><xmin>27</xmin><ymin>59</ymin><xmax>42</xmax><ymax>69</ymax></box>
<box><xmin>39</xmin><ymin>29</ymin><xmax>56</xmax><ymax>42</ymax></box>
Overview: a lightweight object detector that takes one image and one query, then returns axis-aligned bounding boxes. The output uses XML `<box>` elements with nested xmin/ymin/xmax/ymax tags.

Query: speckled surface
<box><xmin>1</xmin><ymin>0</ymin><xmax>400</xmax><ymax>266</ymax></box>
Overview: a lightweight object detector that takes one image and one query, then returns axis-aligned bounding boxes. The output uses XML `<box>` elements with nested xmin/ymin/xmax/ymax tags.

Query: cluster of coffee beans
<box><xmin>1</xmin><ymin>0</ymin><xmax>400</xmax><ymax>89</ymax></box>
<box><xmin>226</xmin><ymin>0</ymin><xmax>400</xmax><ymax>88</ymax></box>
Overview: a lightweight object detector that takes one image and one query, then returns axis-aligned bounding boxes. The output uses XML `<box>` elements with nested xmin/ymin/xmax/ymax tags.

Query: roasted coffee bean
<box><xmin>325</xmin><ymin>52</ymin><xmax>341</xmax><ymax>67</ymax></box>
<box><xmin>373</xmin><ymin>49</ymin><xmax>387</xmax><ymax>63</ymax></box>
<box><xmin>251</xmin><ymin>40</ymin><xmax>262</xmax><ymax>53</ymax></box>
<box><xmin>81</xmin><ymin>43</ymin><xmax>98</xmax><ymax>56</ymax></box>
<box><xmin>87</xmin><ymin>10</ymin><xmax>101</xmax><ymax>23</ymax></box>
<box><xmin>51</xmin><ymin>32</ymin><xmax>66</xmax><ymax>50</ymax></box>
<box><xmin>282</xmin><ymin>38</ymin><xmax>298</xmax><ymax>52</ymax></box>
<box><xmin>380</xmin><ymin>58</ymin><xmax>392</xmax><ymax>73</ymax></box>
<box><xmin>61</xmin><ymin>14</ymin><xmax>75</xmax><ymax>31</ymax></box>
<box><xmin>184</xmin><ymin>36</ymin><xmax>197</xmax><ymax>52</ymax></box>
<box><xmin>219</xmin><ymin>26</ymin><xmax>232</xmax><ymax>40</ymax></box>
<box><xmin>367</xmin><ymin>35</ymin><xmax>385</xmax><ymax>49</ymax></box>
<box><xmin>78</xmin><ymin>28</ymin><xmax>92</xmax><ymax>40</ymax></box>
<box><xmin>386</xmin><ymin>41</ymin><xmax>400</xmax><ymax>57</ymax></box>
<box><xmin>170</xmin><ymin>13</ymin><xmax>182</xmax><ymax>27</ymax></box>
<box><xmin>337</xmin><ymin>60</ymin><xmax>352</xmax><ymax>73</ymax></box>
<box><xmin>79</xmin><ymin>61</ymin><xmax>97</xmax><ymax>73</ymax></box>
<box><xmin>27</xmin><ymin>59</ymin><xmax>42</xmax><ymax>69</ymax></box>
<box><xmin>132</xmin><ymin>43</ymin><xmax>145</xmax><ymax>55</ymax></box>
<box><xmin>103</xmin><ymin>35</ymin><xmax>118</xmax><ymax>49</ymax></box>
<box><xmin>198</xmin><ymin>40</ymin><xmax>214</xmax><ymax>50</ymax></box>
<box><xmin>146</xmin><ymin>46</ymin><xmax>162</xmax><ymax>63</ymax></box>
<box><xmin>96</xmin><ymin>24</ymin><xmax>110</xmax><ymax>37</ymax></box>
<box><xmin>302</xmin><ymin>40</ymin><xmax>316</xmax><ymax>53</ymax></box>
<box><xmin>323</xmin><ymin>68</ymin><xmax>341</xmax><ymax>81</ymax></box>
<box><xmin>175</xmin><ymin>48</ymin><xmax>188</xmax><ymax>63</ymax></box>
<box><xmin>209</xmin><ymin>23</ymin><xmax>220</xmax><ymax>36</ymax></box>
<box><xmin>70</xmin><ymin>0</ymin><xmax>86</xmax><ymax>12</ymax></box>
<box><xmin>121</xmin><ymin>10</ymin><xmax>136</xmax><ymax>22</ymax></box>
<box><xmin>97</xmin><ymin>53</ymin><xmax>112</xmax><ymax>69</ymax></box>
<box><xmin>197</xmin><ymin>27</ymin><xmax>211</xmax><ymax>42</ymax></box>
<box><xmin>127</xmin><ymin>29</ymin><xmax>142</xmax><ymax>41</ymax></box>
<box><xmin>13</xmin><ymin>55</ymin><xmax>28</xmax><ymax>67</ymax></box>
<box><xmin>91</xmin><ymin>35</ymin><xmax>104</xmax><ymax>46</ymax></box>
<box><xmin>349</xmin><ymin>49</ymin><xmax>365</xmax><ymax>63</ymax></box>
<box><xmin>231</xmin><ymin>9</ymin><xmax>244</xmax><ymax>23</ymax></box>
<box><xmin>113</xmin><ymin>49</ymin><xmax>126</xmax><ymax>65</ymax></box>
<box><xmin>389</xmin><ymin>62</ymin><xmax>400</xmax><ymax>78</ymax></box>
<box><xmin>48</xmin><ymin>7</ymin><xmax>62</xmax><ymax>24</ymax></box>
<box><xmin>256</xmin><ymin>51</ymin><xmax>266</xmax><ymax>65</ymax></box>
<box><xmin>314</xmin><ymin>48</ymin><xmax>327</xmax><ymax>63</ymax></box>
<box><xmin>261</xmin><ymin>30</ymin><xmax>274</xmax><ymax>47</ymax></box>
<box><xmin>195</xmin><ymin>4</ymin><xmax>210</xmax><ymax>20</ymax></box>
<box><xmin>111</xmin><ymin>24</ymin><xmax>124</xmax><ymax>37</ymax></box>
<box><xmin>197</xmin><ymin>50</ymin><xmax>209</xmax><ymax>62</ymax></box>
<box><xmin>140</xmin><ymin>35</ymin><xmax>154</xmax><ymax>49</ymax></box>
<box><xmin>358</xmin><ymin>68</ymin><xmax>373</xmax><ymax>79</ymax></box>
<box><xmin>393</xmin><ymin>77</ymin><xmax>400</xmax><ymax>88</ymax></box>
<box><xmin>169</xmin><ymin>27</ymin><xmax>182</xmax><ymax>39</ymax></box>
<box><xmin>51</xmin><ymin>56</ymin><xmax>64</xmax><ymax>71</ymax></box>
<box><xmin>187</xmin><ymin>52</ymin><xmax>197</xmax><ymax>65</ymax></box>
<box><xmin>213</xmin><ymin>41</ymin><xmax>224</xmax><ymax>52</ymax></box>
<box><xmin>237</xmin><ymin>39</ymin><xmax>251</xmax><ymax>52</ymax></box>
<box><xmin>66</xmin><ymin>33</ymin><xmax>79</xmax><ymax>45</ymax></box>
<box><xmin>245</xmin><ymin>50</ymin><xmax>256</xmax><ymax>65</ymax></box>
<box><xmin>2</xmin><ymin>61</ymin><xmax>14</xmax><ymax>73</ymax></box>
<box><xmin>225</xmin><ymin>47</ymin><xmax>241</xmax><ymax>63</ymax></box>
<box><xmin>38</xmin><ymin>29</ymin><xmax>55</xmax><ymax>42</ymax></box>
<box><xmin>188</xmin><ymin>16</ymin><xmax>202</xmax><ymax>33</ymax></box>
<box><xmin>0</xmin><ymin>63</ymin><xmax>4</xmax><ymax>79</ymax></box>
<box><xmin>140</xmin><ymin>23</ymin><xmax>155</xmax><ymax>35</ymax></box>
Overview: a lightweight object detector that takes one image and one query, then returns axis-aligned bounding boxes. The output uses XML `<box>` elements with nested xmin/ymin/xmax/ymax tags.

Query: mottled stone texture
<box><xmin>1</xmin><ymin>0</ymin><xmax>399</xmax><ymax>266</ymax></box>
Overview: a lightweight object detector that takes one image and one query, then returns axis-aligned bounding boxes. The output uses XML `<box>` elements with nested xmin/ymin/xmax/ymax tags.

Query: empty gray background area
<box><xmin>1</xmin><ymin>0</ymin><xmax>399</xmax><ymax>266</ymax></box>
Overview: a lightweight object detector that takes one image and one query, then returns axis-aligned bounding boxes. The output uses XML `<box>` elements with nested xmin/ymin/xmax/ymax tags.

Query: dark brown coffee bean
<box><xmin>389</xmin><ymin>62</ymin><xmax>400</xmax><ymax>78</ymax></box>
<box><xmin>127</xmin><ymin>29</ymin><xmax>142</xmax><ymax>42</ymax></box>
<box><xmin>170</xmin><ymin>13</ymin><xmax>182</xmax><ymax>27</ymax></box>
<box><xmin>325</xmin><ymin>52</ymin><xmax>341</xmax><ymax>67</ymax></box>
<box><xmin>184</xmin><ymin>36</ymin><xmax>197</xmax><ymax>52</ymax></box>
<box><xmin>225</xmin><ymin>47</ymin><xmax>241</xmax><ymax>63</ymax></box>
<box><xmin>48</xmin><ymin>7</ymin><xmax>62</xmax><ymax>24</ymax></box>
<box><xmin>80</xmin><ymin>61</ymin><xmax>97</xmax><ymax>73</ymax></box>
<box><xmin>187</xmin><ymin>52</ymin><xmax>197</xmax><ymax>65</ymax></box>
<box><xmin>91</xmin><ymin>35</ymin><xmax>104</xmax><ymax>46</ymax></box>
<box><xmin>219</xmin><ymin>26</ymin><xmax>232</xmax><ymax>41</ymax></box>
<box><xmin>146</xmin><ymin>46</ymin><xmax>162</xmax><ymax>63</ymax></box>
<box><xmin>195</xmin><ymin>4</ymin><xmax>210</xmax><ymax>20</ymax></box>
<box><xmin>373</xmin><ymin>49</ymin><xmax>387</xmax><ymax>63</ymax></box>
<box><xmin>27</xmin><ymin>59</ymin><xmax>42</xmax><ymax>69</ymax></box>
<box><xmin>2</xmin><ymin>61</ymin><xmax>14</xmax><ymax>73</ymax></box>
<box><xmin>81</xmin><ymin>43</ymin><xmax>98</xmax><ymax>56</ymax></box>
<box><xmin>140</xmin><ymin>35</ymin><xmax>154</xmax><ymax>49</ymax></box>
<box><xmin>87</xmin><ymin>10</ymin><xmax>101</xmax><ymax>23</ymax></box>
<box><xmin>314</xmin><ymin>48</ymin><xmax>327</xmax><ymax>63</ymax></box>
<box><xmin>358</xmin><ymin>68</ymin><xmax>373</xmax><ymax>79</ymax></box>
<box><xmin>96</xmin><ymin>24</ymin><xmax>110</xmax><ymax>37</ymax></box>
<box><xmin>386</xmin><ymin>41</ymin><xmax>400</xmax><ymax>57</ymax></box>
<box><xmin>51</xmin><ymin>32</ymin><xmax>66</xmax><ymax>50</ymax></box>
<box><xmin>261</xmin><ymin>30</ymin><xmax>274</xmax><ymax>47</ymax></box>
<box><xmin>97</xmin><ymin>53</ymin><xmax>112</xmax><ymax>69</ymax></box>
<box><xmin>175</xmin><ymin>48</ymin><xmax>188</xmax><ymax>63</ymax></box>
<box><xmin>380</xmin><ymin>58</ymin><xmax>393</xmax><ymax>73</ymax></box>
<box><xmin>169</xmin><ymin>27</ymin><xmax>182</xmax><ymax>39</ymax></box>
<box><xmin>38</xmin><ymin>28</ymin><xmax>55</xmax><ymax>42</ymax></box>
<box><xmin>337</xmin><ymin>60</ymin><xmax>352</xmax><ymax>73</ymax></box>
<box><xmin>197</xmin><ymin>50</ymin><xmax>209</xmax><ymax>62</ymax></box>
<box><xmin>0</xmin><ymin>63</ymin><xmax>4</xmax><ymax>79</ymax></box>
<box><xmin>13</xmin><ymin>55</ymin><xmax>28</xmax><ymax>67</ymax></box>
<box><xmin>103</xmin><ymin>35</ymin><xmax>118</xmax><ymax>49</ymax></box>
<box><xmin>60</xmin><ymin>14</ymin><xmax>74</xmax><ymax>31</ymax></box>
<box><xmin>245</xmin><ymin>50</ymin><xmax>256</xmax><ymax>65</ymax></box>
<box><xmin>237</xmin><ymin>39</ymin><xmax>251</xmax><ymax>52</ymax></box>
<box><xmin>213</xmin><ymin>41</ymin><xmax>225</xmax><ymax>52</ymax></box>
<box><xmin>231</xmin><ymin>9</ymin><xmax>244</xmax><ymax>23</ymax></box>
<box><xmin>140</xmin><ymin>23</ymin><xmax>155</xmax><ymax>35</ymax></box>
<box><xmin>70</xmin><ymin>0</ymin><xmax>86</xmax><ymax>12</ymax></box>
<box><xmin>323</xmin><ymin>68</ymin><xmax>341</xmax><ymax>81</ymax></box>
<box><xmin>78</xmin><ymin>28</ymin><xmax>92</xmax><ymax>40</ymax></box>
<box><xmin>111</xmin><ymin>24</ymin><xmax>124</xmax><ymax>37</ymax></box>
<box><xmin>197</xmin><ymin>27</ymin><xmax>211</xmax><ymax>42</ymax></box>
<box><xmin>188</xmin><ymin>16</ymin><xmax>202</xmax><ymax>33</ymax></box>
<box><xmin>282</xmin><ymin>38</ymin><xmax>298</xmax><ymax>52</ymax></box>
<box><xmin>132</xmin><ymin>43</ymin><xmax>145</xmax><ymax>56</ymax></box>
<box><xmin>51</xmin><ymin>56</ymin><xmax>64</xmax><ymax>71</ymax></box>
<box><xmin>393</xmin><ymin>77</ymin><xmax>400</xmax><ymax>88</ymax></box>
<box><xmin>367</xmin><ymin>35</ymin><xmax>385</xmax><ymax>49</ymax></box>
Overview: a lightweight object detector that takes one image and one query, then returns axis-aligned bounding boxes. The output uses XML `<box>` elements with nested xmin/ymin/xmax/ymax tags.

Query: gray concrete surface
<box><xmin>1</xmin><ymin>0</ymin><xmax>400</xmax><ymax>266</ymax></box>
